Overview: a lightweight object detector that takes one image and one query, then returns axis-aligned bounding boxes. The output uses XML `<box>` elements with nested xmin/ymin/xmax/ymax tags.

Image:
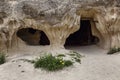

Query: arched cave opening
<box><xmin>65</xmin><ymin>20</ymin><xmax>99</xmax><ymax>46</ymax></box>
<box><xmin>17</xmin><ymin>28</ymin><xmax>50</xmax><ymax>45</ymax></box>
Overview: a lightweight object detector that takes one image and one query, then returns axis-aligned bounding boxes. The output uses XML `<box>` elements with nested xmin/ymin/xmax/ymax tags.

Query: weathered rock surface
<box><xmin>0</xmin><ymin>0</ymin><xmax>120</xmax><ymax>53</ymax></box>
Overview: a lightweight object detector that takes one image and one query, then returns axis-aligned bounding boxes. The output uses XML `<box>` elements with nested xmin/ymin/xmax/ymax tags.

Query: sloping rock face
<box><xmin>0</xmin><ymin>0</ymin><xmax>120</xmax><ymax>52</ymax></box>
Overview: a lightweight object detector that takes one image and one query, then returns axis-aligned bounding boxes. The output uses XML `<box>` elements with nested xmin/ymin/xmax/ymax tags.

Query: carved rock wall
<box><xmin>94</xmin><ymin>7</ymin><xmax>120</xmax><ymax>49</ymax></box>
<box><xmin>0</xmin><ymin>0</ymin><xmax>120</xmax><ymax>53</ymax></box>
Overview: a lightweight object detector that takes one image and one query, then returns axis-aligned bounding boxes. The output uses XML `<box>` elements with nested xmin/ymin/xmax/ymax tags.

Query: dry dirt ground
<box><xmin>0</xmin><ymin>45</ymin><xmax>120</xmax><ymax>80</ymax></box>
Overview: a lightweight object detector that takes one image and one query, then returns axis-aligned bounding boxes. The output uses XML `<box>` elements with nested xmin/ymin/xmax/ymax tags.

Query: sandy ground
<box><xmin>0</xmin><ymin>45</ymin><xmax>120</xmax><ymax>80</ymax></box>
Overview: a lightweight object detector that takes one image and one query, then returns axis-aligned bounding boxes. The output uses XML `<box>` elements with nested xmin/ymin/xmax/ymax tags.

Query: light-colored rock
<box><xmin>0</xmin><ymin>0</ymin><xmax>120</xmax><ymax>53</ymax></box>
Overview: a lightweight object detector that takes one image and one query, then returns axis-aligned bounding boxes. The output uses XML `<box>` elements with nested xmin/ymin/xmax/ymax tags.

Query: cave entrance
<box><xmin>65</xmin><ymin>19</ymin><xmax>99</xmax><ymax>46</ymax></box>
<box><xmin>17</xmin><ymin>28</ymin><xmax>50</xmax><ymax>45</ymax></box>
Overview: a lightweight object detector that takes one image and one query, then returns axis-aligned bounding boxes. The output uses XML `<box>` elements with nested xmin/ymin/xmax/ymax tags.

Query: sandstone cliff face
<box><xmin>0</xmin><ymin>0</ymin><xmax>120</xmax><ymax>52</ymax></box>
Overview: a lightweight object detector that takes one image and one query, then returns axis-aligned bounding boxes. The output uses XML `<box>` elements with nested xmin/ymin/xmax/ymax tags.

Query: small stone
<box><xmin>18</xmin><ymin>65</ymin><xmax>21</xmax><ymax>67</ymax></box>
<box><xmin>21</xmin><ymin>70</ymin><xmax>25</xmax><ymax>73</ymax></box>
<box><xmin>12</xmin><ymin>60</ymin><xmax>15</xmax><ymax>62</ymax></box>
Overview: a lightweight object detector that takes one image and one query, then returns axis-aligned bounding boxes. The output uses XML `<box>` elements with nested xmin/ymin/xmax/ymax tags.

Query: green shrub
<box><xmin>107</xmin><ymin>47</ymin><xmax>120</xmax><ymax>54</ymax></box>
<box><xmin>34</xmin><ymin>54</ymin><xmax>73</xmax><ymax>71</ymax></box>
<box><xmin>0</xmin><ymin>53</ymin><xmax>6</xmax><ymax>65</ymax></box>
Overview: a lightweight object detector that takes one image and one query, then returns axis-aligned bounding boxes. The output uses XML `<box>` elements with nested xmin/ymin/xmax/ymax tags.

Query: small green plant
<box><xmin>57</xmin><ymin>54</ymin><xmax>65</xmax><ymax>57</ymax></box>
<box><xmin>0</xmin><ymin>53</ymin><xmax>6</xmax><ymax>65</ymax></box>
<box><xmin>107</xmin><ymin>47</ymin><xmax>120</xmax><ymax>54</ymax></box>
<box><xmin>19</xmin><ymin>59</ymin><xmax>35</xmax><ymax>63</ymax></box>
<box><xmin>68</xmin><ymin>51</ymin><xmax>82</xmax><ymax>63</ymax></box>
<box><xmin>74</xmin><ymin>57</ymin><xmax>81</xmax><ymax>63</ymax></box>
<box><xmin>64</xmin><ymin>60</ymin><xmax>73</xmax><ymax>67</ymax></box>
<box><xmin>34</xmin><ymin>54</ymin><xmax>73</xmax><ymax>71</ymax></box>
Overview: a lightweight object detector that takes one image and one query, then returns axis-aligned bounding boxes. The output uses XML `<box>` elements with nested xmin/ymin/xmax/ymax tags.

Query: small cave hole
<box><xmin>17</xmin><ymin>28</ymin><xmax>50</xmax><ymax>45</ymax></box>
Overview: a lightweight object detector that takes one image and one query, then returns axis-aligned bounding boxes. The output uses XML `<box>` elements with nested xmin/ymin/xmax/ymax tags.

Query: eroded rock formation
<box><xmin>0</xmin><ymin>0</ymin><xmax>120</xmax><ymax>53</ymax></box>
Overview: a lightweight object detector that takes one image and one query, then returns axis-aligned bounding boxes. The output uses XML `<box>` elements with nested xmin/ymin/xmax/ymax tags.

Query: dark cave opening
<box><xmin>39</xmin><ymin>31</ymin><xmax>50</xmax><ymax>45</ymax></box>
<box><xmin>65</xmin><ymin>20</ymin><xmax>99</xmax><ymax>46</ymax></box>
<box><xmin>17</xmin><ymin>28</ymin><xmax>50</xmax><ymax>45</ymax></box>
